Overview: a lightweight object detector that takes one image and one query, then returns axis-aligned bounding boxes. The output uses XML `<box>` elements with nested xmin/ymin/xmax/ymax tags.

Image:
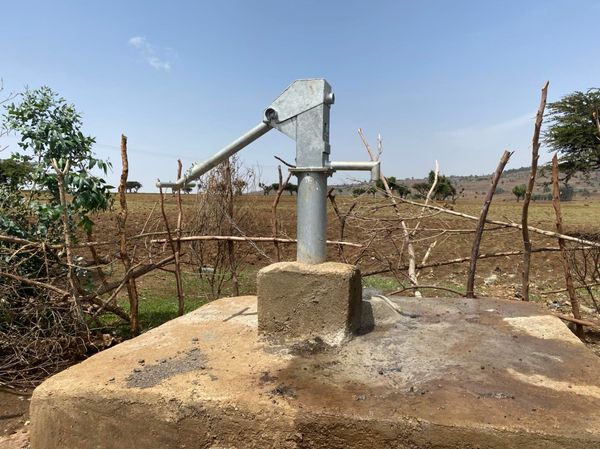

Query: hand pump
<box><xmin>157</xmin><ymin>79</ymin><xmax>379</xmax><ymax>264</ymax></box>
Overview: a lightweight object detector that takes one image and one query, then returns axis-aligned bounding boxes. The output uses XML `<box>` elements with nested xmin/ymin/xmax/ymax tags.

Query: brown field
<box><xmin>91</xmin><ymin>192</ymin><xmax>600</xmax><ymax>318</ymax></box>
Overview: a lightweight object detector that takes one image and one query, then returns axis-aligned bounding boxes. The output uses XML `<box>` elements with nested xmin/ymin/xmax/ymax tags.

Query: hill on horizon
<box><xmin>331</xmin><ymin>166</ymin><xmax>600</xmax><ymax>201</ymax></box>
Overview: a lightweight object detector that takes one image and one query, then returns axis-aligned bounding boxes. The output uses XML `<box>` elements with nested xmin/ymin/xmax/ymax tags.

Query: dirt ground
<box><xmin>0</xmin><ymin>388</ymin><xmax>31</xmax><ymax>449</ymax></box>
<box><xmin>4</xmin><ymin>192</ymin><xmax>600</xmax><ymax>448</ymax></box>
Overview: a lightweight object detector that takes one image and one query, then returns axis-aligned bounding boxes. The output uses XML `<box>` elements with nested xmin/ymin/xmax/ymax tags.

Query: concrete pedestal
<box><xmin>30</xmin><ymin>295</ymin><xmax>600</xmax><ymax>448</ymax></box>
<box><xmin>257</xmin><ymin>262</ymin><xmax>362</xmax><ymax>344</ymax></box>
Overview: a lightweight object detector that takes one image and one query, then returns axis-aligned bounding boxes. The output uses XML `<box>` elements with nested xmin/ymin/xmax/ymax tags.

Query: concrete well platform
<box><xmin>31</xmin><ymin>295</ymin><xmax>600</xmax><ymax>448</ymax></box>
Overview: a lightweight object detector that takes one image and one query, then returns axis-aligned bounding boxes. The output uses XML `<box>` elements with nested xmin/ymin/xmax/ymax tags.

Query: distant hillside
<box><xmin>331</xmin><ymin>167</ymin><xmax>600</xmax><ymax>200</ymax></box>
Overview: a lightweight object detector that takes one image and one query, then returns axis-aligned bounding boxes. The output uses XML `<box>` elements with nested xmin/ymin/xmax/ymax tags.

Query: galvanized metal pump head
<box><xmin>157</xmin><ymin>79</ymin><xmax>379</xmax><ymax>264</ymax></box>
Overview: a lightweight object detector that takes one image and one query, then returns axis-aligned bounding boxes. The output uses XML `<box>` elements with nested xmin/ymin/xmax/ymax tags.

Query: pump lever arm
<box><xmin>156</xmin><ymin>122</ymin><xmax>272</xmax><ymax>189</ymax></box>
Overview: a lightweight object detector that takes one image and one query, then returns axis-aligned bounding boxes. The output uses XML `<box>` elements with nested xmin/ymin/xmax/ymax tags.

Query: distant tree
<box><xmin>367</xmin><ymin>186</ymin><xmax>377</xmax><ymax>197</ymax></box>
<box><xmin>375</xmin><ymin>176</ymin><xmax>411</xmax><ymax>198</ymax></box>
<box><xmin>412</xmin><ymin>171</ymin><xmax>456</xmax><ymax>201</ymax></box>
<box><xmin>352</xmin><ymin>187</ymin><xmax>366</xmax><ymax>197</ymax></box>
<box><xmin>559</xmin><ymin>184</ymin><xmax>575</xmax><ymax>201</ymax></box>
<box><xmin>412</xmin><ymin>182</ymin><xmax>431</xmax><ymax>198</ymax></box>
<box><xmin>284</xmin><ymin>183</ymin><xmax>297</xmax><ymax>196</ymax></box>
<box><xmin>512</xmin><ymin>184</ymin><xmax>526</xmax><ymax>202</ymax></box>
<box><xmin>393</xmin><ymin>183</ymin><xmax>411</xmax><ymax>198</ymax></box>
<box><xmin>125</xmin><ymin>181</ymin><xmax>142</xmax><ymax>193</ymax></box>
<box><xmin>545</xmin><ymin>88</ymin><xmax>600</xmax><ymax>182</ymax></box>
<box><xmin>428</xmin><ymin>170</ymin><xmax>456</xmax><ymax>201</ymax></box>
<box><xmin>375</xmin><ymin>176</ymin><xmax>396</xmax><ymax>192</ymax></box>
<box><xmin>0</xmin><ymin>157</ymin><xmax>33</xmax><ymax>188</ymax></box>
<box><xmin>232</xmin><ymin>179</ymin><xmax>247</xmax><ymax>195</ymax></box>
<box><xmin>259</xmin><ymin>182</ymin><xmax>273</xmax><ymax>195</ymax></box>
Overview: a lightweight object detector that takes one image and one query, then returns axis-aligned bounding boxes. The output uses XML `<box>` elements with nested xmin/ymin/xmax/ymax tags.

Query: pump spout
<box><xmin>328</xmin><ymin>160</ymin><xmax>380</xmax><ymax>181</ymax></box>
<box><xmin>156</xmin><ymin>122</ymin><xmax>272</xmax><ymax>189</ymax></box>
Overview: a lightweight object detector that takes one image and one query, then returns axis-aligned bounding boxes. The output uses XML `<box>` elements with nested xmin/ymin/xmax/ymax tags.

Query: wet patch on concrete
<box><xmin>126</xmin><ymin>346</ymin><xmax>206</xmax><ymax>389</ymax></box>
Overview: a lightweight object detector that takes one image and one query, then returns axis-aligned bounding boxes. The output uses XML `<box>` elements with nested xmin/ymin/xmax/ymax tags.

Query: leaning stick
<box><xmin>151</xmin><ymin>235</ymin><xmax>363</xmax><ymax>247</ymax></box>
<box><xmin>363</xmin><ymin>246</ymin><xmax>572</xmax><ymax>277</ymax></box>
<box><xmin>553</xmin><ymin>313</ymin><xmax>600</xmax><ymax>330</ymax></box>
<box><xmin>393</xmin><ymin>197</ymin><xmax>600</xmax><ymax>248</ymax></box>
<box><xmin>522</xmin><ymin>81</ymin><xmax>549</xmax><ymax>301</ymax></box>
<box><xmin>271</xmin><ymin>165</ymin><xmax>292</xmax><ymax>261</ymax></box>
<box><xmin>551</xmin><ymin>154</ymin><xmax>583</xmax><ymax>338</ymax></box>
<box><xmin>466</xmin><ymin>150</ymin><xmax>512</xmax><ymax>298</ymax></box>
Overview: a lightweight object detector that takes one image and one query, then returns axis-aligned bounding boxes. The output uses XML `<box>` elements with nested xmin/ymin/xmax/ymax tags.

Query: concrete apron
<box><xmin>30</xmin><ymin>295</ymin><xmax>600</xmax><ymax>449</ymax></box>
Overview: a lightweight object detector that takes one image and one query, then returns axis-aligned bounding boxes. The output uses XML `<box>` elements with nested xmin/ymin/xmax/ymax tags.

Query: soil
<box><xmin>0</xmin><ymin>388</ymin><xmax>31</xmax><ymax>449</ymax></box>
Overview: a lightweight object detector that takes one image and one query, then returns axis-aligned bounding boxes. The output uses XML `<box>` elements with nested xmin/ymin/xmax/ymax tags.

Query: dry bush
<box><xmin>188</xmin><ymin>156</ymin><xmax>257</xmax><ymax>298</ymax></box>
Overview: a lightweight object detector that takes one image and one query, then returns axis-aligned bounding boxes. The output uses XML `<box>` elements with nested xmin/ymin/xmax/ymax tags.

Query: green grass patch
<box><xmin>96</xmin><ymin>267</ymin><xmax>259</xmax><ymax>338</ymax></box>
<box><xmin>362</xmin><ymin>275</ymin><xmax>402</xmax><ymax>292</ymax></box>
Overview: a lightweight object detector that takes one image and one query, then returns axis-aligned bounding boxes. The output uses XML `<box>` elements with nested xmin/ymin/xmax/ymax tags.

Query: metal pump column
<box><xmin>157</xmin><ymin>79</ymin><xmax>379</xmax><ymax>265</ymax></box>
<box><xmin>263</xmin><ymin>80</ymin><xmax>334</xmax><ymax>264</ymax></box>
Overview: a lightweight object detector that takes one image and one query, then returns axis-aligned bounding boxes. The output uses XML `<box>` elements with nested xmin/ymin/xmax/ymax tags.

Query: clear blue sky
<box><xmin>2</xmin><ymin>0</ymin><xmax>599</xmax><ymax>190</ymax></box>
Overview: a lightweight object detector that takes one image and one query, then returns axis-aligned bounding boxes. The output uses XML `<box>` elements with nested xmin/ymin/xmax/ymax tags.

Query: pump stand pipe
<box><xmin>289</xmin><ymin>161</ymin><xmax>379</xmax><ymax>264</ymax></box>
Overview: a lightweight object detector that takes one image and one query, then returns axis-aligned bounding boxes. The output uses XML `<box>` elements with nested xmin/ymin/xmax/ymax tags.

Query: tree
<box><xmin>352</xmin><ymin>187</ymin><xmax>366</xmax><ymax>197</ymax></box>
<box><xmin>4</xmin><ymin>86</ymin><xmax>112</xmax><ymax>235</ymax></box>
<box><xmin>393</xmin><ymin>183</ymin><xmax>410</xmax><ymax>198</ymax></box>
<box><xmin>512</xmin><ymin>184</ymin><xmax>526</xmax><ymax>202</ymax></box>
<box><xmin>125</xmin><ymin>181</ymin><xmax>142</xmax><ymax>193</ymax></box>
<box><xmin>412</xmin><ymin>182</ymin><xmax>431</xmax><ymax>198</ymax></box>
<box><xmin>559</xmin><ymin>184</ymin><xmax>575</xmax><ymax>201</ymax></box>
<box><xmin>0</xmin><ymin>157</ymin><xmax>33</xmax><ymax>188</ymax></box>
<box><xmin>284</xmin><ymin>183</ymin><xmax>297</xmax><ymax>196</ymax></box>
<box><xmin>428</xmin><ymin>170</ymin><xmax>456</xmax><ymax>201</ymax></box>
<box><xmin>376</xmin><ymin>176</ymin><xmax>411</xmax><ymax>198</ymax></box>
<box><xmin>232</xmin><ymin>179</ymin><xmax>247</xmax><ymax>195</ymax></box>
<box><xmin>0</xmin><ymin>87</ymin><xmax>118</xmax><ymax>386</ymax></box>
<box><xmin>412</xmin><ymin>171</ymin><xmax>456</xmax><ymax>201</ymax></box>
<box><xmin>545</xmin><ymin>88</ymin><xmax>600</xmax><ymax>181</ymax></box>
<box><xmin>127</xmin><ymin>181</ymin><xmax>141</xmax><ymax>193</ymax></box>
<box><xmin>259</xmin><ymin>182</ymin><xmax>273</xmax><ymax>195</ymax></box>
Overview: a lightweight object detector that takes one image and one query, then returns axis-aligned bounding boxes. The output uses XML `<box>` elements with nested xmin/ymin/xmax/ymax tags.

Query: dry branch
<box><xmin>364</xmin><ymin>247</ymin><xmax>569</xmax><ymax>277</ymax></box>
<box><xmin>466</xmin><ymin>150</ymin><xmax>512</xmax><ymax>298</ymax></box>
<box><xmin>551</xmin><ymin>154</ymin><xmax>583</xmax><ymax>338</ymax></box>
<box><xmin>541</xmin><ymin>282</ymin><xmax>600</xmax><ymax>295</ymax></box>
<box><xmin>553</xmin><ymin>313</ymin><xmax>600</xmax><ymax>330</ymax></box>
<box><xmin>0</xmin><ymin>271</ymin><xmax>68</xmax><ymax>296</ymax></box>
<box><xmin>359</xmin><ymin>128</ymin><xmax>422</xmax><ymax>296</ymax></box>
<box><xmin>117</xmin><ymin>134</ymin><xmax>140</xmax><ymax>335</ymax></box>
<box><xmin>522</xmin><ymin>81</ymin><xmax>549</xmax><ymax>301</ymax></box>
<box><xmin>51</xmin><ymin>158</ymin><xmax>84</xmax><ymax>319</ymax></box>
<box><xmin>223</xmin><ymin>158</ymin><xmax>240</xmax><ymax>295</ymax></box>
<box><xmin>271</xmin><ymin>165</ymin><xmax>292</xmax><ymax>261</ymax></box>
<box><xmin>388</xmin><ymin>284</ymin><xmax>465</xmax><ymax>297</ymax></box>
<box><xmin>151</xmin><ymin>235</ymin><xmax>362</xmax><ymax>247</ymax></box>
<box><xmin>328</xmin><ymin>188</ymin><xmax>358</xmax><ymax>263</ymax></box>
<box><xmin>87</xmin><ymin>254</ymin><xmax>176</xmax><ymax>298</ymax></box>
<box><xmin>393</xmin><ymin>196</ymin><xmax>600</xmax><ymax>248</ymax></box>
<box><xmin>174</xmin><ymin>160</ymin><xmax>185</xmax><ymax>315</ymax></box>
